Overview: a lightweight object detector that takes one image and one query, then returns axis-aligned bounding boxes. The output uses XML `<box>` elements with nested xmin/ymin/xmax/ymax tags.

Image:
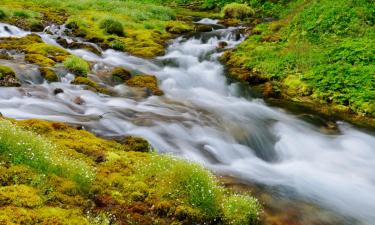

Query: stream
<box><xmin>1</xmin><ymin>20</ymin><xmax>375</xmax><ymax>225</ymax></box>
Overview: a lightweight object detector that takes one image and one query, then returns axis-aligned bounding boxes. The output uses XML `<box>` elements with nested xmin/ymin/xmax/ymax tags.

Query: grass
<box><xmin>0</xmin><ymin>119</ymin><xmax>94</xmax><ymax>191</ymax></box>
<box><xmin>63</xmin><ymin>55</ymin><xmax>90</xmax><ymax>77</ymax></box>
<box><xmin>223</xmin><ymin>0</ymin><xmax>375</xmax><ymax>117</ymax></box>
<box><xmin>0</xmin><ymin>118</ymin><xmax>261</xmax><ymax>224</ymax></box>
<box><xmin>222</xmin><ymin>3</ymin><xmax>255</xmax><ymax>19</ymax></box>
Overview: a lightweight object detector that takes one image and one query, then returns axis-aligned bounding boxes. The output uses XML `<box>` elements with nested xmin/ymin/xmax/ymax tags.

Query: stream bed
<box><xmin>1</xmin><ymin>20</ymin><xmax>375</xmax><ymax>225</ymax></box>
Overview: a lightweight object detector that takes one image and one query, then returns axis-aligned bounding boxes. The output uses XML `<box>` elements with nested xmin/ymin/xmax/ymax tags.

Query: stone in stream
<box><xmin>111</xmin><ymin>67</ymin><xmax>131</xmax><ymax>82</ymax></box>
<box><xmin>53</xmin><ymin>88</ymin><xmax>64</xmax><ymax>95</ymax></box>
<box><xmin>0</xmin><ymin>65</ymin><xmax>21</xmax><ymax>87</ymax></box>
<box><xmin>73</xmin><ymin>96</ymin><xmax>85</xmax><ymax>105</ymax></box>
<box><xmin>217</xmin><ymin>41</ymin><xmax>228</xmax><ymax>49</ymax></box>
<box><xmin>126</xmin><ymin>74</ymin><xmax>164</xmax><ymax>96</ymax></box>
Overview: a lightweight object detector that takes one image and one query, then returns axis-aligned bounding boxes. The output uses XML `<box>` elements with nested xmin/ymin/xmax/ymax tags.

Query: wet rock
<box><xmin>217</xmin><ymin>41</ymin><xmax>228</xmax><ymax>49</ymax></box>
<box><xmin>0</xmin><ymin>52</ymin><xmax>12</xmax><ymax>60</ymax></box>
<box><xmin>126</xmin><ymin>74</ymin><xmax>164</xmax><ymax>96</ymax></box>
<box><xmin>73</xmin><ymin>96</ymin><xmax>85</xmax><ymax>105</ymax></box>
<box><xmin>263</xmin><ymin>82</ymin><xmax>281</xmax><ymax>98</ymax></box>
<box><xmin>219</xmin><ymin>18</ymin><xmax>241</xmax><ymax>27</ymax></box>
<box><xmin>195</xmin><ymin>24</ymin><xmax>213</xmax><ymax>32</ymax></box>
<box><xmin>0</xmin><ymin>66</ymin><xmax>21</xmax><ymax>87</ymax></box>
<box><xmin>53</xmin><ymin>88</ymin><xmax>64</xmax><ymax>95</ymax></box>
<box><xmin>56</xmin><ymin>37</ymin><xmax>69</xmax><ymax>48</ymax></box>
<box><xmin>40</xmin><ymin>67</ymin><xmax>58</xmax><ymax>82</ymax></box>
<box><xmin>71</xmin><ymin>77</ymin><xmax>109</xmax><ymax>94</ymax></box>
<box><xmin>69</xmin><ymin>42</ymin><xmax>101</xmax><ymax>55</ymax></box>
<box><xmin>111</xmin><ymin>67</ymin><xmax>131</xmax><ymax>82</ymax></box>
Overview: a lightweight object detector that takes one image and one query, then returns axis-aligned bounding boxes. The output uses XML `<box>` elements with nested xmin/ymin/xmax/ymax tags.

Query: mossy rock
<box><xmin>40</xmin><ymin>67</ymin><xmax>58</xmax><ymax>82</ymax></box>
<box><xmin>111</xmin><ymin>67</ymin><xmax>131</xmax><ymax>82</ymax></box>
<box><xmin>25</xmin><ymin>54</ymin><xmax>55</xmax><ymax>67</ymax></box>
<box><xmin>123</xmin><ymin>136</ymin><xmax>152</xmax><ymax>153</ymax></box>
<box><xmin>0</xmin><ymin>65</ymin><xmax>16</xmax><ymax>79</ymax></box>
<box><xmin>166</xmin><ymin>21</ymin><xmax>193</xmax><ymax>34</ymax></box>
<box><xmin>0</xmin><ymin>65</ymin><xmax>21</xmax><ymax>87</ymax></box>
<box><xmin>71</xmin><ymin>77</ymin><xmax>109</xmax><ymax>94</ymax></box>
<box><xmin>126</xmin><ymin>74</ymin><xmax>164</xmax><ymax>96</ymax></box>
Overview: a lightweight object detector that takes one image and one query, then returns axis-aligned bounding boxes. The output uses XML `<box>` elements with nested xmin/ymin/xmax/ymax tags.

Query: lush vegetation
<box><xmin>0</xmin><ymin>118</ymin><xmax>260</xmax><ymax>224</ymax></box>
<box><xmin>63</xmin><ymin>55</ymin><xmax>90</xmax><ymax>77</ymax></box>
<box><xmin>223</xmin><ymin>0</ymin><xmax>375</xmax><ymax>117</ymax></box>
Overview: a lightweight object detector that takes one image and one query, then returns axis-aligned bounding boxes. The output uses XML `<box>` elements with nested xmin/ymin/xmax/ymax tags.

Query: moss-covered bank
<box><xmin>0</xmin><ymin>118</ymin><xmax>261</xmax><ymax>224</ymax></box>
<box><xmin>221</xmin><ymin>0</ymin><xmax>375</xmax><ymax>127</ymax></box>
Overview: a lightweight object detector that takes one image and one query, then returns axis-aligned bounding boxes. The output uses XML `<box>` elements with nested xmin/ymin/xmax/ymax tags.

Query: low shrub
<box><xmin>100</xmin><ymin>18</ymin><xmax>124</xmax><ymax>36</ymax></box>
<box><xmin>63</xmin><ymin>55</ymin><xmax>90</xmax><ymax>77</ymax></box>
<box><xmin>222</xmin><ymin>3</ymin><xmax>255</xmax><ymax>19</ymax></box>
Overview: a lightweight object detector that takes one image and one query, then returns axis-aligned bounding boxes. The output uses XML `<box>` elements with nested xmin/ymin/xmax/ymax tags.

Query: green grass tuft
<box><xmin>0</xmin><ymin>119</ymin><xmax>94</xmax><ymax>191</ymax></box>
<box><xmin>99</xmin><ymin>18</ymin><xmax>124</xmax><ymax>36</ymax></box>
<box><xmin>222</xmin><ymin>3</ymin><xmax>255</xmax><ymax>19</ymax></box>
<box><xmin>63</xmin><ymin>55</ymin><xmax>90</xmax><ymax>77</ymax></box>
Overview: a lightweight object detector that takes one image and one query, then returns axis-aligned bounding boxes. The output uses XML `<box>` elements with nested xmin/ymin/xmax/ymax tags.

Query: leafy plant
<box><xmin>63</xmin><ymin>55</ymin><xmax>90</xmax><ymax>77</ymax></box>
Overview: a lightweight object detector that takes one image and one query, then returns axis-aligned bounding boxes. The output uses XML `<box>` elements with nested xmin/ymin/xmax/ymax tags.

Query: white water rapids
<box><xmin>0</xmin><ymin>21</ymin><xmax>375</xmax><ymax>224</ymax></box>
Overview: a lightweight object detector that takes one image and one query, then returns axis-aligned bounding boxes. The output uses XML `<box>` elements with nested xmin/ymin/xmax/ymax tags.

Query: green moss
<box><xmin>126</xmin><ymin>74</ymin><xmax>164</xmax><ymax>96</ymax></box>
<box><xmin>71</xmin><ymin>77</ymin><xmax>109</xmax><ymax>94</ymax></box>
<box><xmin>166</xmin><ymin>21</ymin><xmax>193</xmax><ymax>34</ymax></box>
<box><xmin>0</xmin><ymin>185</ymin><xmax>43</xmax><ymax>208</ymax></box>
<box><xmin>100</xmin><ymin>18</ymin><xmax>125</xmax><ymax>36</ymax></box>
<box><xmin>222</xmin><ymin>3</ymin><xmax>255</xmax><ymax>20</ymax></box>
<box><xmin>63</xmin><ymin>55</ymin><xmax>90</xmax><ymax>77</ymax></box>
<box><xmin>39</xmin><ymin>67</ymin><xmax>58</xmax><ymax>82</ymax></box>
<box><xmin>25</xmin><ymin>54</ymin><xmax>55</xmax><ymax>67</ymax></box>
<box><xmin>123</xmin><ymin>136</ymin><xmax>152</xmax><ymax>153</ymax></box>
<box><xmin>0</xmin><ymin>65</ymin><xmax>16</xmax><ymax>79</ymax></box>
<box><xmin>111</xmin><ymin>67</ymin><xmax>131</xmax><ymax>81</ymax></box>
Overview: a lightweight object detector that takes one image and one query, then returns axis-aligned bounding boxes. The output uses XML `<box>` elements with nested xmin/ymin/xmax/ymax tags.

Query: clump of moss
<box><xmin>0</xmin><ymin>65</ymin><xmax>20</xmax><ymax>87</ymax></box>
<box><xmin>0</xmin><ymin>185</ymin><xmax>43</xmax><ymax>208</ymax></box>
<box><xmin>25</xmin><ymin>54</ymin><xmax>55</xmax><ymax>67</ymax></box>
<box><xmin>166</xmin><ymin>21</ymin><xmax>193</xmax><ymax>34</ymax></box>
<box><xmin>222</xmin><ymin>3</ymin><xmax>255</xmax><ymax>20</ymax></box>
<box><xmin>71</xmin><ymin>77</ymin><xmax>109</xmax><ymax>94</ymax></box>
<box><xmin>100</xmin><ymin>18</ymin><xmax>124</xmax><ymax>37</ymax></box>
<box><xmin>63</xmin><ymin>55</ymin><xmax>90</xmax><ymax>77</ymax></box>
<box><xmin>111</xmin><ymin>67</ymin><xmax>131</xmax><ymax>81</ymax></box>
<box><xmin>123</xmin><ymin>136</ymin><xmax>151</xmax><ymax>153</ymax></box>
<box><xmin>0</xmin><ymin>65</ymin><xmax>16</xmax><ymax>79</ymax></box>
<box><xmin>39</xmin><ymin>67</ymin><xmax>58</xmax><ymax>82</ymax></box>
<box><xmin>126</xmin><ymin>74</ymin><xmax>164</xmax><ymax>96</ymax></box>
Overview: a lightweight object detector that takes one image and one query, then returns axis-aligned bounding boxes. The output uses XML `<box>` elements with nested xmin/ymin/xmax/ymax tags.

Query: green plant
<box><xmin>100</xmin><ymin>18</ymin><xmax>124</xmax><ymax>36</ymax></box>
<box><xmin>0</xmin><ymin>119</ymin><xmax>94</xmax><ymax>190</ymax></box>
<box><xmin>0</xmin><ymin>9</ymin><xmax>6</xmax><ymax>19</ymax></box>
<box><xmin>222</xmin><ymin>195</ymin><xmax>261</xmax><ymax>225</ymax></box>
<box><xmin>13</xmin><ymin>10</ymin><xmax>30</xmax><ymax>18</ymax></box>
<box><xmin>63</xmin><ymin>55</ymin><xmax>90</xmax><ymax>77</ymax></box>
<box><xmin>222</xmin><ymin>3</ymin><xmax>255</xmax><ymax>19</ymax></box>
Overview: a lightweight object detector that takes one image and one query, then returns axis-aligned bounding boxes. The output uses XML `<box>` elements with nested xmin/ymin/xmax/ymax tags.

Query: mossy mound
<box><xmin>166</xmin><ymin>21</ymin><xmax>193</xmax><ymax>34</ymax></box>
<box><xmin>111</xmin><ymin>67</ymin><xmax>131</xmax><ymax>82</ymax></box>
<box><xmin>126</xmin><ymin>74</ymin><xmax>164</xmax><ymax>96</ymax></box>
<box><xmin>0</xmin><ymin>65</ymin><xmax>21</xmax><ymax>87</ymax></box>
<box><xmin>0</xmin><ymin>118</ymin><xmax>262</xmax><ymax>224</ymax></box>
<box><xmin>71</xmin><ymin>77</ymin><xmax>109</xmax><ymax>95</ymax></box>
<box><xmin>0</xmin><ymin>34</ymin><xmax>70</xmax><ymax>68</ymax></box>
<box><xmin>39</xmin><ymin>67</ymin><xmax>58</xmax><ymax>82</ymax></box>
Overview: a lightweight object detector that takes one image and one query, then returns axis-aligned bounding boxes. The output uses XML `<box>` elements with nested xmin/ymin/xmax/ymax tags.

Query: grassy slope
<box><xmin>0</xmin><ymin>0</ymin><xmax>205</xmax><ymax>58</ymax></box>
<box><xmin>222</xmin><ymin>0</ymin><xmax>375</xmax><ymax>119</ymax></box>
<box><xmin>0</xmin><ymin>118</ymin><xmax>260</xmax><ymax>224</ymax></box>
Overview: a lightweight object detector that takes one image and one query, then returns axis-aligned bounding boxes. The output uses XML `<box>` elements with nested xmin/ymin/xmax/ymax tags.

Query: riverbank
<box><xmin>221</xmin><ymin>0</ymin><xmax>374</xmax><ymax>128</ymax></box>
<box><xmin>0</xmin><ymin>118</ymin><xmax>260</xmax><ymax>224</ymax></box>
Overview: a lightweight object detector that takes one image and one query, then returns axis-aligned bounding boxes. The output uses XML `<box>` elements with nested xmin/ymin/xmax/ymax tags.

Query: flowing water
<box><xmin>1</xmin><ymin>20</ymin><xmax>375</xmax><ymax>225</ymax></box>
